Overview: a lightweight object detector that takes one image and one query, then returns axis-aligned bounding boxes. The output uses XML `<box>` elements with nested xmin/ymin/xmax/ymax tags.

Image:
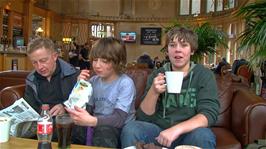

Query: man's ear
<box><xmin>52</xmin><ymin>51</ymin><xmax>59</xmax><ymax>60</ymax></box>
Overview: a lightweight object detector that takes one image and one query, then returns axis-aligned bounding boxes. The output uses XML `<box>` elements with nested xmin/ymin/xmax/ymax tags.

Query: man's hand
<box><xmin>50</xmin><ymin>104</ymin><xmax>65</xmax><ymax>116</ymax></box>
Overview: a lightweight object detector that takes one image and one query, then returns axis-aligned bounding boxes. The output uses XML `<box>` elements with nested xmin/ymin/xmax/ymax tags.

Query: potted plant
<box><xmin>236</xmin><ymin>1</ymin><xmax>266</xmax><ymax>97</ymax></box>
<box><xmin>237</xmin><ymin>0</ymin><xmax>266</xmax><ymax>69</ymax></box>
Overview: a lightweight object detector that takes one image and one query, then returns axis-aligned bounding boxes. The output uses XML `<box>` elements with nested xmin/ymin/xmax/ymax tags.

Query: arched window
<box><xmin>90</xmin><ymin>23</ymin><xmax>114</xmax><ymax>38</ymax></box>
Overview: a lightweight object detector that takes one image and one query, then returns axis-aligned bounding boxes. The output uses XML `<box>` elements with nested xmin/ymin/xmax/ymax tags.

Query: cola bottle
<box><xmin>37</xmin><ymin>104</ymin><xmax>53</xmax><ymax>149</ymax></box>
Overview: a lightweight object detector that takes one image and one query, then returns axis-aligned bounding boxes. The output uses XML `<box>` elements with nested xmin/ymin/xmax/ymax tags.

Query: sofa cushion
<box><xmin>125</xmin><ymin>68</ymin><xmax>152</xmax><ymax>108</ymax></box>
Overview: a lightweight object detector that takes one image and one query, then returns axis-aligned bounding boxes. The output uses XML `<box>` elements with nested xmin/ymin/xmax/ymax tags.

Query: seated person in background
<box><xmin>79</xmin><ymin>42</ymin><xmax>91</xmax><ymax>70</ymax></box>
<box><xmin>66</xmin><ymin>37</ymin><xmax>136</xmax><ymax>148</ymax></box>
<box><xmin>137</xmin><ymin>53</ymin><xmax>154</xmax><ymax>69</ymax></box>
<box><xmin>24</xmin><ymin>37</ymin><xmax>85</xmax><ymax>144</ymax></box>
<box><xmin>153</xmin><ymin>56</ymin><xmax>162</xmax><ymax>69</ymax></box>
<box><xmin>231</xmin><ymin>59</ymin><xmax>239</xmax><ymax>74</ymax></box>
<box><xmin>68</xmin><ymin>42</ymin><xmax>79</xmax><ymax>67</ymax></box>
<box><xmin>161</xmin><ymin>55</ymin><xmax>170</xmax><ymax>66</ymax></box>
<box><xmin>232</xmin><ymin>58</ymin><xmax>248</xmax><ymax>75</ymax></box>
<box><xmin>121</xmin><ymin>27</ymin><xmax>220</xmax><ymax>149</ymax></box>
<box><xmin>215</xmin><ymin>57</ymin><xmax>230</xmax><ymax>75</ymax></box>
<box><xmin>155</xmin><ymin>61</ymin><xmax>162</xmax><ymax>69</ymax></box>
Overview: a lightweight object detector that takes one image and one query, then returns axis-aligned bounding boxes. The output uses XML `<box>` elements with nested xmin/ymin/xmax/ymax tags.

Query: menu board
<box><xmin>140</xmin><ymin>27</ymin><xmax>161</xmax><ymax>45</ymax></box>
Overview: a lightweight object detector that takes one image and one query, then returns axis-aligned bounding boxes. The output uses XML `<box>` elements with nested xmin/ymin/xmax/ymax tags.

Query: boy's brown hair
<box><xmin>164</xmin><ymin>27</ymin><xmax>198</xmax><ymax>53</ymax></box>
<box><xmin>90</xmin><ymin>37</ymin><xmax>127</xmax><ymax>73</ymax></box>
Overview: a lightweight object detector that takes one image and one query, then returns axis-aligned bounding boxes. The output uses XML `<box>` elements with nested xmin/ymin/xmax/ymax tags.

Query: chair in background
<box><xmin>221</xmin><ymin>64</ymin><xmax>231</xmax><ymax>77</ymax></box>
<box><xmin>0</xmin><ymin>84</ymin><xmax>25</xmax><ymax>110</ymax></box>
<box><xmin>236</xmin><ymin>64</ymin><xmax>253</xmax><ymax>84</ymax></box>
<box><xmin>0</xmin><ymin>70</ymin><xmax>30</xmax><ymax>91</ymax></box>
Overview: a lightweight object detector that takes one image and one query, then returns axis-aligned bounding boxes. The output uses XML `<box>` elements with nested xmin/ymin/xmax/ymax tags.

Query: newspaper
<box><xmin>0</xmin><ymin>98</ymin><xmax>40</xmax><ymax>136</ymax></box>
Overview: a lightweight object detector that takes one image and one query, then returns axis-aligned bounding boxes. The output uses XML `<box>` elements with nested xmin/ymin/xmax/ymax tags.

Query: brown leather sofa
<box><xmin>0</xmin><ymin>69</ymin><xmax>266</xmax><ymax>149</ymax></box>
<box><xmin>0</xmin><ymin>84</ymin><xmax>25</xmax><ymax>109</ymax></box>
<box><xmin>212</xmin><ymin>74</ymin><xmax>266</xmax><ymax>149</ymax></box>
<box><xmin>0</xmin><ymin>70</ymin><xmax>30</xmax><ymax>91</ymax></box>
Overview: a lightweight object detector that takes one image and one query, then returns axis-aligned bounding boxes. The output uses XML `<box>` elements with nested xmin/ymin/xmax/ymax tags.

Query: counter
<box><xmin>0</xmin><ymin>50</ymin><xmax>33</xmax><ymax>71</ymax></box>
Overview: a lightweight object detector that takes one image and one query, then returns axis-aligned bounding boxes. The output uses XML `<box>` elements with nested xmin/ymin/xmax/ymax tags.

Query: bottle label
<box><xmin>37</xmin><ymin>121</ymin><xmax>53</xmax><ymax>134</ymax></box>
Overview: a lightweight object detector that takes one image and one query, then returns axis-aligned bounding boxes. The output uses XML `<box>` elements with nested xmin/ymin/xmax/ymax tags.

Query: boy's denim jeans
<box><xmin>121</xmin><ymin>120</ymin><xmax>216</xmax><ymax>149</ymax></box>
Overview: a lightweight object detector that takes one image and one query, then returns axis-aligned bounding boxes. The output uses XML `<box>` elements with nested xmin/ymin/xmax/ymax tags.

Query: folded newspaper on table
<box><xmin>0</xmin><ymin>98</ymin><xmax>40</xmax><ymax>136</ymax></box>
<box><xmin>64</xmin><ymin>79</ymin><xmax>93</xmax><ymax>109</ymax></box>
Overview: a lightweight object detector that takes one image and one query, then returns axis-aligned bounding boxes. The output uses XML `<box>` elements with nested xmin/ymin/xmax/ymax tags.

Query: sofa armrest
<box><xmin>0</xmin><ymin>84</ymin><xmax>25</xmax><ymax>110</ymax></box>
<box><xmin>231</xmin><ymin>88</ymin><xmax>266</xmax><ymax>146</ymax></box>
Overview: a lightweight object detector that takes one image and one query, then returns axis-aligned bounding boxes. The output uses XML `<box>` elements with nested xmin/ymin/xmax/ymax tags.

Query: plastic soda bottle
<box><xmin>37</xmin><ymin>104</ymin><xmax>53</xmax><ymax>149</ymax></box>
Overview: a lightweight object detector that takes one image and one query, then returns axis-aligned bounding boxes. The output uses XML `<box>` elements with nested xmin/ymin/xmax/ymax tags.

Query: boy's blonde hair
<box><xmin>90</xmin><ymin>37</ymin><xmax>127</xmax><ymax>73</ymax></box>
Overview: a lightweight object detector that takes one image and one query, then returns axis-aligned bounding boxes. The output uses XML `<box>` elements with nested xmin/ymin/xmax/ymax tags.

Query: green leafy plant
<box><xmin>236</xmin><ymin>0</ymin><xmax>266</xmax><ymax>69</ymax></box>
<box><xmin>193</xmin><ymin>23</ymin><xmax>228</xmax><ymax>62</ymax></box>
<box><xmin>161</xmin><ymin>22</ymin><xmax>228</xmax><ymax>62</ymax></box>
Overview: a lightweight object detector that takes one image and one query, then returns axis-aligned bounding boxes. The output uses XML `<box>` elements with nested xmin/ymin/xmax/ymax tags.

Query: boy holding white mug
<box><xmin>121</xmin><ymin>27</ymin><xmax>220</xmax><ymax>149</ymax></box>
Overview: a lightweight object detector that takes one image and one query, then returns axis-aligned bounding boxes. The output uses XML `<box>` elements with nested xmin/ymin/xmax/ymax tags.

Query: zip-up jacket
<box><xmin>24</xmin><ymin>59</ymin><xmax>80</xmax><ymax>113</ymax></box>
<box><xmin>136</xmin><ymin>62</ymin><xmax>220</xmax><ymax>129</ymax></box>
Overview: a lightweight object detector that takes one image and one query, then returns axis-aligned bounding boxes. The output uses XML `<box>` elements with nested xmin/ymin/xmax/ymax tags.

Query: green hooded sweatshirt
<box><xmin>136</xmin><ymin>62</ymin><xmax>220</xmax><ymax>129</ymax></box>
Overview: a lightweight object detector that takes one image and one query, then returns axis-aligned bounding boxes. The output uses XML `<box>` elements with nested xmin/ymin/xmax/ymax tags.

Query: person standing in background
<box><xmin>79</xmin><ymin>42</ymin><xmax>91</xmax><ymax>70</ymax></box>
<box><xmin>68</xmin><ymin>42</ymin><xmax>79</xmax><ymax>67</ymax></box>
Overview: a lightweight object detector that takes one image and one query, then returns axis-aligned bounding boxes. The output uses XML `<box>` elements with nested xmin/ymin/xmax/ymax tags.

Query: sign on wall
<box><xmin>140</xmin><ymin>27</ymin><xmax>161</xmax><ymax>45</ymax></box>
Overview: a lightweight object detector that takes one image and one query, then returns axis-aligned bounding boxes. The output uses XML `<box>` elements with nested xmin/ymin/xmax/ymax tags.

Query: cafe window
<box><xmin>90</xmin><ymin>23</ymin><xmax>114</xmax><ymax>38</ymax></box>
<box><xmin>229</xmin><ymin>0</ymin><xmax>235</xmax><ymax>8</ymax></box>
<box><xmin>206</xmin><ymin>0</ymin><xmax>215</xmax><ymax>13</ymax></box>
<box><xmin>216</xmin><ymin>0</ymin><xmax>223</xmax><ymax>11</ymax></box>
<box><xmin>191</xmin><ymin>0</ymin><xmax>201</xmax><ymax>15</ymax></box>
<box><xmin>180</xmin><ymin>0</ymin><xmax>190</xmax><ymax>15</ymax></box>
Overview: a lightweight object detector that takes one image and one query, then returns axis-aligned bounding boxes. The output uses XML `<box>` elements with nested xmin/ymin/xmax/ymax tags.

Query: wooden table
<box><xmin>0</xmin><ymin>136</ymin><xmax>110</xmax><ymax>149</ymax></box>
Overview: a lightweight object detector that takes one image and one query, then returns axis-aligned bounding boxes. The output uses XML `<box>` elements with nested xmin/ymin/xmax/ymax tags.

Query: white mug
<box><xmin>0</xmin><ymin>117</ymin><xmax>11</xmax><ymax>143</ymax></box>
<box><xmin>165</xmin><ymin>71</ymin><xmax>184</xmax><ymax>93</ymax></box>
